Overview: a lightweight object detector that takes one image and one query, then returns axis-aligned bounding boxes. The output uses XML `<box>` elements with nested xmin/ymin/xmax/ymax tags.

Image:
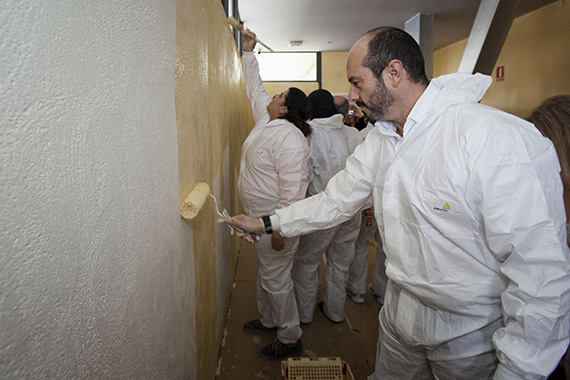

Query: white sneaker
<box><xmin>367</xmin><ymin>284</ymin><xmax>384</xmax><ymax>305</ymax></box>
<box><xmin>346</xmin><ymin>289</ymin><xmax>365</xmax><ymax>304</ymax></box>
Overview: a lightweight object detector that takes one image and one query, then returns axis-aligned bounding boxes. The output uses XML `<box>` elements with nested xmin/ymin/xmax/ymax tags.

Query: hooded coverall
<box><xmin>238</xmin><ymin>52</ymin><xmax>310</xmax><ymax>344</ymax></box>
<box><xmin>292</xmin><ymin>114</ymin><xmax>364</xmax><ymax>323</ymax></box>
<box><xmin>271</xmin><ymin>73</ymin><xmax>570</xmax><ymax>379</ymax></box>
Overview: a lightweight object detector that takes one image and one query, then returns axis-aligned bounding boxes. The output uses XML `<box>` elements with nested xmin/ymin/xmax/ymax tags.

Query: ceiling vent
<box><xmin>288</xmin><ymin>40</ymin><xmax>303</xmax><ymax>47</ymax></box>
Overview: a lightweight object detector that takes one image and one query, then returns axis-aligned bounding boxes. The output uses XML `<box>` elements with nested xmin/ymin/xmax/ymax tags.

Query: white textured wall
<box><xmin>0</xmin><ymin>1</ymin><xmax>197</xmax><ymax>379</ymax></box>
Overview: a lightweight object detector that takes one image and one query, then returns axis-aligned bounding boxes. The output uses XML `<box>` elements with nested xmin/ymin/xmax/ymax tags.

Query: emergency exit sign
<box><xmin>496</xmin><ymin>65</ymin><xmax>505</xmax><ymax>82</ymax></box>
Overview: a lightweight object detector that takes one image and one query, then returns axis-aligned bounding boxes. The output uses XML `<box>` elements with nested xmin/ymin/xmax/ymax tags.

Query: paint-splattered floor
<box><xmin>216</xmin><ymin>242</ymin><xmax>381</xmax><ymax>380</ymax></box>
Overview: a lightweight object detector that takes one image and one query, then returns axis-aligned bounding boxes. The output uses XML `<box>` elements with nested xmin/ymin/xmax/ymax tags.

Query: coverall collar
<box><xmin>374</xmin><ymin>73</ymin><xmax>492</xmax><ymax>143</ymax></box>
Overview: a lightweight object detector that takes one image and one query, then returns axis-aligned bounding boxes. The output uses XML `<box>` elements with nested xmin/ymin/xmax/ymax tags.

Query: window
<box><xmin>256</xmin><ymin>52</ymin><xmax>318</xmax><ymax>82</ymax></box>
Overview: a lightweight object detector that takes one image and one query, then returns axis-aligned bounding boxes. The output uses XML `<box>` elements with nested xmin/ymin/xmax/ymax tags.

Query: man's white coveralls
<box><xmin>270</xmin><ymin>72</ymin><xmax>570</xmax><ymax>378</ymax></box>
<box><xmin>292</xmin><ymin>114</ymin><xmax>363</xmax><ymax>323</ymax></box>
<box><xmin>238</xmin><ymin>52</ymin><xmax>310</xmax><ymax>344</ymax></box>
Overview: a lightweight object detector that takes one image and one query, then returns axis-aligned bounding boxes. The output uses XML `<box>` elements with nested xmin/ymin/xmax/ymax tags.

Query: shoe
<box><xmin>259</xmin><ymin>339</ymin><xmax>303</xmax><ymax>359</ymax></box>
<box><xmin>367</xmin><ymin>284</ymin><xmax>385</xmax><ymax>305</ymax></box>
<box><xmin>346</xmin><ymin>289</ymin><xmax>365</xmax><ymax>304</ymax></box>
<box><xmin>318</xmin><ymin>302</ymin><xmax>342</xmax><ymax>324</ymax></box>
<box><xmin>243</xmin><ymin>319</ymin><xmax>277</xmax><ymax>333</ymax></box>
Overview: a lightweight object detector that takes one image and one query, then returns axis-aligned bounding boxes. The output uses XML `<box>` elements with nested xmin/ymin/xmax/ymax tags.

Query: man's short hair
<box><xmin>363</xmin><ymin>27</ymin><xmax>429</xmax><ymax>86</ymax></box>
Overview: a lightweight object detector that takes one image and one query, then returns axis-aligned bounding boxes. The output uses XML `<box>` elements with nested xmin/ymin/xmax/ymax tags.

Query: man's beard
<box><xmin>356</xmin><ymin>77</ymin><xmax>394</xmax><ymax>122</ymax></box>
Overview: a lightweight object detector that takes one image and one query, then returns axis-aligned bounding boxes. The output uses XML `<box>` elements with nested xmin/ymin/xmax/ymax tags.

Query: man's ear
<box><xmin>279</xmin><ymin>105</ymin><xmax>289</xmax><ymax>117</ymax></box>
<box><xmin>385</xmin><ymin>59</ymin><xmax>404</xmax><ymax>87</ymax></box>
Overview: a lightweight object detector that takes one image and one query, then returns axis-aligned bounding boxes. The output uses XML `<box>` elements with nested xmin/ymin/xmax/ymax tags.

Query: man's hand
<box><xmin>271</xmin><ymin>231</ymin><xmax>285</xmax><ymax>251</ymax></box>
<box><xmin>228</xmin><ymin>214</ymin><xmax>265</xmax><ymax>235</ymax></box>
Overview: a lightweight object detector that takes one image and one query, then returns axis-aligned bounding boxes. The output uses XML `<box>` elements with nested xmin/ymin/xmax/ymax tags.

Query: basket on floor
<box><xmin>281</xmin><ymin>357</ymin><xmax>354</xmax><ymax>380</ymax></box>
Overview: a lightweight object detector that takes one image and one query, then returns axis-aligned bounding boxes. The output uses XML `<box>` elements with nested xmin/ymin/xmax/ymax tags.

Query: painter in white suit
<box><xmin>292</xmin><ymin>89</ymin><xmax>364</xmax><ymax>324</ymax></box>
<box><xmin>237</xmin><ymin>29</ymin><xmax>311</xmax><ymax>360</ymax></box>
<box><xmin>230</xmin><ymin>27</ymin><xmax>570</xmax><ymax>379</ymax></box>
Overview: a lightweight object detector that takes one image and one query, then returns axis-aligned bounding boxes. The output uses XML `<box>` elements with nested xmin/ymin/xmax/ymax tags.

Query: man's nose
<box><xmin>348</xmin><ymin>87</ymin><xmax>359</xmax><ymax>103</ymax></box>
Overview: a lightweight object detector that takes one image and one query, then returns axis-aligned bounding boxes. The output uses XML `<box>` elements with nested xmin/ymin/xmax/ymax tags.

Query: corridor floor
<box><xmin>215</xmin><ymin>241</ymin><xmax>382</xmax><ymax>380</ymax></box>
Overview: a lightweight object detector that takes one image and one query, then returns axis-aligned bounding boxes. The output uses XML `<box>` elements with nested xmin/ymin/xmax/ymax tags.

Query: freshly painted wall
<box><xmin>176</xmin><ymin>0</ymin><xmax>253</xmax><ymax>378</ymax></box>
<box><xmin>434</xmin><ymin>1</ymin><xmax>570</xmax><ymax>118</ymax></box>
<box><xmin>1</xmin><ymin>0</ymin><xmax>250</xmax><ymax>379</ymax></box>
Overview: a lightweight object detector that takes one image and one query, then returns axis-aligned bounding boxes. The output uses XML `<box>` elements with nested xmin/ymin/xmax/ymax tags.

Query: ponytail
<box><xmin>283</xmin><ymin>87</ymin><xmax>312</xmax><ymax>137</ymax></box>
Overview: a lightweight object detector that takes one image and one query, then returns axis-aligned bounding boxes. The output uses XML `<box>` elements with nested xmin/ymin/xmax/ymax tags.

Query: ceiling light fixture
<box><xmin>288</xmin><ymin>40</ymin><xmax>303</xmax><ymax>47</ymax></box>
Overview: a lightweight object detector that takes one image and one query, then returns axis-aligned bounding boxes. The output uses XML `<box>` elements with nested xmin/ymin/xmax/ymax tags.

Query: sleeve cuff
<box><xmin>270</xmin><ymin>214</ymin><xmax>280</xmax><ymax>232</ymax></box>
<box><xmin>243</xmin><ymin>51</ymin><xmax>254</xmax><ymax>57</ymax></box>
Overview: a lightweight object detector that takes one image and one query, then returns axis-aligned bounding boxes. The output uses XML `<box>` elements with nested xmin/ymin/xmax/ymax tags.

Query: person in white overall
<box><xmin>292</xmin><ymin>89</ymin><xmax>364</xmax><ymax>324</ymax></box>
<box><xmin>238</xmin><ymin>29</ymin><xmax>311</xmax><ymax>359</ymax></box>
<box><xmin>229</xmin><ymin>27</ymin><xmax>570</xmax><ymax>379</ymax></box>
<box><xmin>347</xmin><ymin>118</ymin><xmax>388</xmax><ymax>305</ymax></box>
<box><xmin>527</xmin><ymin>94</ymin><xmax>570</xmax><ymax>380</ymax></box>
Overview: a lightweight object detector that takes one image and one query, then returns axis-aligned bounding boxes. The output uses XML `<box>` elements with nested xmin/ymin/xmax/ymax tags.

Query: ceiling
<box><xmin>236</xmin><ymin>0</ymin><xmax>556</xmax><ymax>52</ymax></box>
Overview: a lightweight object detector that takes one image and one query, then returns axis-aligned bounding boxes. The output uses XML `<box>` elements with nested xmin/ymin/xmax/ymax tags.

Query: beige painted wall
<box><xmin>176</xmin><ymin>0</ymin><xmax>253</xmax><ymax>378</ymax></box>
<box><xmin>322</xmin><ymin>51</ymin><xmax>350</xmax><ymax>94</ymax></box>
<box><xmin>434</xmin><ymin>1</ymin><xmax>570</xmax><ymax>118</ymax></box>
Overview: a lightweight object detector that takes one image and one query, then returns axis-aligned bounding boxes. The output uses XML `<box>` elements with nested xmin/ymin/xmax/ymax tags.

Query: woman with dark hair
<box><xmin>292</xmin><ymin>89</ymin><xmax>363</xmax><ymax>325</ymax></box>
<box><xmin>237</xmin><ymin>28</ymin><xmax>310</xmax><ymax>359</ymax></box>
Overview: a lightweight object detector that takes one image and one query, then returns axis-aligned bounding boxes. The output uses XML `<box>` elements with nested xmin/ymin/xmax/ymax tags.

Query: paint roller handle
<box><xmin>242</xmin><ymin>29</ymin><xmax>274</xmax><ymax>52</ymax></box>
<box><xmin>228</xmin><ymin>17</ymin><xmax>273</xmax><ymax>52</ymax></box>
<box><xmin>252</xmin><ymin>38</ymin><xmax>273</xmax><ymax>52</ymax></box>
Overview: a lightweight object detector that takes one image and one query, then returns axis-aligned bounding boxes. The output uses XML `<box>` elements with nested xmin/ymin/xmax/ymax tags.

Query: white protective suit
<box><xmin>292</xmin><ymin>114</ymin><xmax>364</xmax><ymax>323</ymax></box>
<box><xmin>270</xmin><ymin>73</ymin><xmax>570</xmax><ymax>379</ymax></box>
<box><xmin>347</xmin><ymin>124</ymin><xmax>388</xmax><ymax>301</ymax></box>
<box><xmin>238</xmin><ymin>52</ymin><xmax>310</xmax><ymax>344</ymax></box>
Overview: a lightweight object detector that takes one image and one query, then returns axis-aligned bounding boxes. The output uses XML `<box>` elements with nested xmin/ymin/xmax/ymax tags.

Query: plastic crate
<box><xmin>281</xmin><ymin>357</ymin><xmax>355</xmax><ymax>380</ymax></box>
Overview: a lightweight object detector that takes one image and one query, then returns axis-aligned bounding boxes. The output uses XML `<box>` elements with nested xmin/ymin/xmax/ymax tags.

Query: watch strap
<box><xmin>261</xmin><ymin>215</ymin><xmax>273</xmax><ymax>234</ymax></box>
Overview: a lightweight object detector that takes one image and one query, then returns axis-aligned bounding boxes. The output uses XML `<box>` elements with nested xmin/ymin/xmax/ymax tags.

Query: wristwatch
<box><xmin>261</xmin><ymin>215</ymin><xmax>273</xmax><ymax>234</ymax></box>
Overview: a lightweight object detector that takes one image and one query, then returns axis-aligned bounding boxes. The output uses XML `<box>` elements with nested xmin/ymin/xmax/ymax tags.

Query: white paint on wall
<box><xmin>0</xmin><ymin>1</ymin><xmax>197</xmax><ymax>379</ymax></box>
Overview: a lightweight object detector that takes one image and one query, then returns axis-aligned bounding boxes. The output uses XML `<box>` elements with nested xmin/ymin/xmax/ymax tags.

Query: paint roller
<box><xmin>180</xmin><ymin>182</ymin><xmax>211</xmax><ymax>220</ymax></box>
<box><xmin>180</xmin><ymin>182</ymin><xmax>261</xmax><ymax>243</ymax></box>
<box><xmin>227</xmin><ymin>17</ymin><xmax>274</xmax><ymax>52</ymax></box>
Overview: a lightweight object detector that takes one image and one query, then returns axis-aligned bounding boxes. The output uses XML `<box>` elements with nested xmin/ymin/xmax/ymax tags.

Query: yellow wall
<box><xmin>433</xmin><ymin>39</ymin><xmax>468</xmax><ymax>78</ymax></box>
<box><xmin>175</xmin><ymin>0</ymin><xmax>253</xmax><ymax>378</ymax></box>
<box><xmin>322</xmin><ymin>51</ymin><xmax>350</xmax><ymax>94</ymax></box>
<box><xmin>434</xmin><ymin>1</ymin><xmax>570</xmax><ymax>118</ymax></box>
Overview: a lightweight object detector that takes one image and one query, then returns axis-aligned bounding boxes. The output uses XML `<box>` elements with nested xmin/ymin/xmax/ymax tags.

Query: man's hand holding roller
<box><xmin>228</xmin><ymin>215</ymin><xmax>285</xmax><ymax>252</ymax></box>
<box><xmin>228</xmin><ymin>215</ymin><xmax>265</xmax><ymax>235</ymax></box>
